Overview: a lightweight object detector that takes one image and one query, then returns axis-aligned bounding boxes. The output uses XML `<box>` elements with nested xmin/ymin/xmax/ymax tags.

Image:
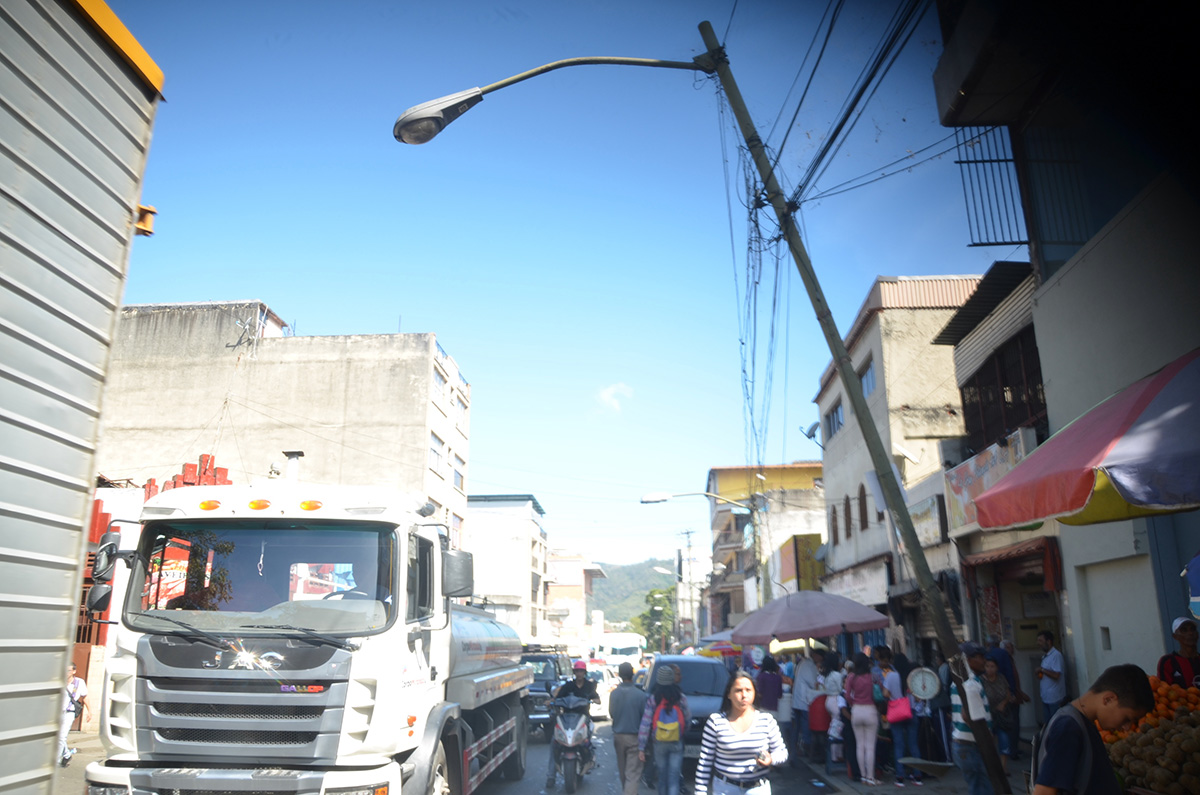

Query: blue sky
<box><xmin>108</xmin><ymin>0</ymin><xmax>1015</xmax><ymax>565</ymax></box>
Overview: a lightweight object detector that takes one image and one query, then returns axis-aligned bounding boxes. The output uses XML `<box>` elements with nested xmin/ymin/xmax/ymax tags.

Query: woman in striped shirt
<box><xmin>695</xmin><ymin>670</ymin><xmax>788</xmax><ymax>795</ymax></box>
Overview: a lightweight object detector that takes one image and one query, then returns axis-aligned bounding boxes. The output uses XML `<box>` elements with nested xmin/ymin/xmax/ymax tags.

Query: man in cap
<box><xmin>609</xmin><ymin>662</ymin><xmax>648</xmax><ymax>795</ymax></box>
<box><xmin>951</xmin><ymin>642</ymin><xmax>995</xmax><ymax>795</ymax></box>
<box><xmin>1158</xmin><ymin>616</ymin><xmax>1200</xmax><ymax>688</ymax></box>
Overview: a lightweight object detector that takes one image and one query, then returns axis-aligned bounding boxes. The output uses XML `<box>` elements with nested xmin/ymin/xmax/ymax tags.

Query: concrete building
<box><xmin>704</xmin><ymin>463</ymin><xmax>824</xmax><ymax>633</ymax></box>
<box><xmin>813</xmin><ymin>276</ymin><xmax>978</xmax><ymax>657</ymax></box>
<box><xmin>931</xmin><ymin>0</ymin><xmax>1200</xmax><ymax>694</ymax></box>
<box><xmin>932</xmin><ymin>260</ymin><xmax>1048</xmax><ymax>726</ymax></box>
<box><xmin>464</xmin><ymin>494</ymin><xmax>550</xmax><ymax>641</ymax></box>
<box><xmin>95</xmin><ymin>301</ymin><xmax>472</xmax><ymax>534</ymax></box>
<box><xmin>545</xmin><ymin>550</ymin><xmax>606</xmax><ymax>654</ymax></box>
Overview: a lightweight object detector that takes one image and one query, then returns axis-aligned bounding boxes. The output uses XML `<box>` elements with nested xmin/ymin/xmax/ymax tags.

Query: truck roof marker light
<box><xmin>199</xmin><ymin>500</ymin><xmax>221</xmax><ymax>511</ymax></box>
<box><xmin>248</xmin><ymin>499</ymin><xmax>271</xmax><ymax>510</ymax></box>
<box><xmin>346</xmin><ymin>506</ymin><xmax>387</xmax><ymax>515</ymax></box>
<box><xmin>407</xmin><ymin>715</ymin><xmax>417</xmax><ymax>727</ymax></box>
<box><xmin>300</xmin><ymin>500</ymin><xmax>323</xmax><ymax>511</ymax></box>
<box><xmin>143</xmin><ymin>506</ymin><xmax>178</xmax><ymax>516</ymax></box>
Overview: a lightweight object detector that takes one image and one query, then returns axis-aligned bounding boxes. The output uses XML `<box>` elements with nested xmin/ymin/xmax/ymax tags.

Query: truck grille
<box><xmin>155</xmin><ymin>703</ymin><xmax>324</xmax><ymax>720</ymax></box>
<box><xmin>158</xmin><ymin>729</ymin><xmax>318</xmax><ymax>745</ymax></box>
<box><xmin>136</xmin><ymin>675</ymin><xmax>347</xmax><ymax>763</ymax></box>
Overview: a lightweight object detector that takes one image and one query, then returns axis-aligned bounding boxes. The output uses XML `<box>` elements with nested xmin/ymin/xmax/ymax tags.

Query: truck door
<box><xmin>405</xmin><ymin>530</ymin><xmax>448</xmax><ymax>702</ymax></box>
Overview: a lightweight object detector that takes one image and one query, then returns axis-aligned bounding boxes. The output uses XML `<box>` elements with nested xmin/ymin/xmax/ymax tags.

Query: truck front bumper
<box><xmin>85</xmin><ymin>759</ymin><xmax>404</xmax><ymax>795</ymax></box>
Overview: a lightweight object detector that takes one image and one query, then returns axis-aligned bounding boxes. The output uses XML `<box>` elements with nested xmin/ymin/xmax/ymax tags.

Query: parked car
<box><xmin>521</xmin><ymin>645</ymin><xmax>575</xmax><ymax>741</ymax></box>
<box><xmin>643</xmin><ymin>655</ymin><xmax>731</xmax><ymax>759</ymax></box>
<box><xmin>586</xmin><ymin>666</ymin><xmax>619</xmax><ymax>721</ymax></box>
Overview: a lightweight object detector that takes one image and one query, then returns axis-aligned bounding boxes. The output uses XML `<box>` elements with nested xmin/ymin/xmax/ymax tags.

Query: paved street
<box><xmin>54</xmin><ymin>723</ymin><xmax>1031</xmax><ymax>795</ymax></box>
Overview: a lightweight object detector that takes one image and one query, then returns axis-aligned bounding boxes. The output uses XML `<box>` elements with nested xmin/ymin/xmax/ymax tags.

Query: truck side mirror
<box><xmin>87</xmin><ymin>584</ymin><xmax>113</xmax><ymax>613</ymax></box>
<box><xmin>92</xmin><ymin>531</ymin><xmax>123</xmax><ymax>583</ymax></box>
<box><xmin>442</xmin><ymin>548</ymin><xmax>473</xmax><ymax>598</ymax></box>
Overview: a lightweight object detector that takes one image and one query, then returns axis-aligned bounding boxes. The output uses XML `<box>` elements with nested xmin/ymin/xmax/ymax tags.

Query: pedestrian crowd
<box><xmin>609</xmin><ymin>632</ymin><xmax>1169</xmax><ymax>795</ymax></box>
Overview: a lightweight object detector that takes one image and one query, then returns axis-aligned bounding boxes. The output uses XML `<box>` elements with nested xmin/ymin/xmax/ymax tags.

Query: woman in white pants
<box><xmin>59</xmin><ymin>663</ymin><xmax>90</xmax><ymax>767</ymax></box>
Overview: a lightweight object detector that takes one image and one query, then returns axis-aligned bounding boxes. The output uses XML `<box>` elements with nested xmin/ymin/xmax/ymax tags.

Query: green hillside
<box><xmin>591</xmin><ymin>558</ymin><xmax>676</xmax><ymax>624</ymax></box>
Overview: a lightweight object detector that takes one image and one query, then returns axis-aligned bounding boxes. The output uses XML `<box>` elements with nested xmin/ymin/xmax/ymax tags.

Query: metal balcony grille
<box><xmin>955</xmin><ymin>126</ymin><xmax>1028</xmax><ymax>246</ymax></box>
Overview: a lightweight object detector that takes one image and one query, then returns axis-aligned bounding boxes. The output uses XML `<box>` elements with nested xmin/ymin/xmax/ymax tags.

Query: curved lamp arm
<box><xmin>394</xmin><ymin>55</ymin><xmax>714</xmax><ymax>145</ymax></box>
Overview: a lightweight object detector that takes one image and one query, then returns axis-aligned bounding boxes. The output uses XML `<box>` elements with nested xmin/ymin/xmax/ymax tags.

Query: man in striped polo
<box><xmin>951</xmin><ymin>643</ymin><xmax>995</xmax><ymax>795</ymax></box>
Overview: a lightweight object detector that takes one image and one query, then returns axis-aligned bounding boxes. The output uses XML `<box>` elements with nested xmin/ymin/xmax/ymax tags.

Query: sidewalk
<box><xmin>784</xmin><ymin>753</ymin><xmax>1029</xmax><ymax>794</ymax></box>
<box><xmin>53</xmin><ymin>729</ymin><xmax>107</xmax><ymax>792</ymax></box>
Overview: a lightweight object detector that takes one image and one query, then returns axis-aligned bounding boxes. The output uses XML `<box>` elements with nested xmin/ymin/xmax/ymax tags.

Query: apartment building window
<box><xmin>824</xmin><ymin>401</ymin><xmax>845</xmax><ymax>440</ymax></box>
<box><xmin>830</xmin><ymin>508</ymin><xmax>839</xmax><ymax>545</ymax></box>
<box><xmin>452</xmin><ymin>454</ymin><xmax>465</xmax><ymax>491</ymax></box>
<box><xmin>454</xmin><ymin>395</ymin><xmax>467</xmax><ymax>427</ymax></box>
<box><xmin>433</xmin><ymin>367</ymin><xmax>448</xmax><ymax>402</ymax></box>
<box><xmin>428</xmin><ymin>432</ymin><xmax>444</xmax><ymax>472</ymax></box>
<box><xmin>858</xmin><ymin>484</ymin><xmax>869</xmax><ymax>530</ymax></box>
<box><xmin>843</xmin><ymin>496</ymin><xmax>852</xmax><ymax>537</ymax></box>
<box><xmin>450</xmin><ymin>514</ymin><xmax>463</xmax><ymax>547</ymax></box>
<box><xmin>859</xmin><ymin>359</ymin><xmax>876</xmax><ymax>397</ymax></box>
<box><xmin>959</xmin><ymin>325</ymin><xmax>1047</xmax><ymax>453</ymax></box>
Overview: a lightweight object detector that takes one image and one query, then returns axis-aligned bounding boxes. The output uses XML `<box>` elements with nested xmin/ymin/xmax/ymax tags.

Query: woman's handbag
<box><xmin>886</xmin><ymin>696</ymin><xmax>912</xmax><ymax>723</ymax></box>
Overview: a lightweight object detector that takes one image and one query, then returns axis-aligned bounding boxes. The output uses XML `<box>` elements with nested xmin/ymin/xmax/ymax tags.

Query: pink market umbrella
<box><xmin>975</xmin><ymin>347</ymin><xmax>1200</xmax><ymax>530</ymax></box>
<box><xmin>730</xmin><ymin>590</ymin><xmax>889</xmax><ymax>645</ymax></box>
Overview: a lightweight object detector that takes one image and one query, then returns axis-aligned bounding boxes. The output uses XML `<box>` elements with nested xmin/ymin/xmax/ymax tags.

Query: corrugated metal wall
<box><xmin>0</xmin><ymin>0</ymin><xmax>157</xmax><ymax>790</ymax></box>
<box><xmin>952</xmin><ymin>275</ymin><xmax>1037</xmax><ymax>386</ymax></box>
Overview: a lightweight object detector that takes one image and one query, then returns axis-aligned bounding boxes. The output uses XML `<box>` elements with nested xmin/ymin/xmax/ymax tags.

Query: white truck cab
<box><xmin>85</xmin><ymin>481</ymin><xmax>531</xmax><ymax>795</ymax></box>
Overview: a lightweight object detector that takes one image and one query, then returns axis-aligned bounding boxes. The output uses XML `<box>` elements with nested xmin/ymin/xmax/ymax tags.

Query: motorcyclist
<box><xmin>547</xmin><ymin>661</ymin><xmax>601</xmax><ymax>788</ymax></box>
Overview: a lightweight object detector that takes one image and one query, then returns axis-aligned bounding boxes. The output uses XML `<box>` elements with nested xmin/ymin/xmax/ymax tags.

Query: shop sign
<box><xmin>822</xmin><ymin>559</ymin><xmax>889</xmax><ymax>606</ymax></box>
<box><xmin>907</xmin><ymin>496</ymin><xmax>944</xmax><ymax>547</ymax></box>
<box><xmin>944</xmin><ymin>428</ymin><xmax>1036</xmax><ymax>529</ymax></box>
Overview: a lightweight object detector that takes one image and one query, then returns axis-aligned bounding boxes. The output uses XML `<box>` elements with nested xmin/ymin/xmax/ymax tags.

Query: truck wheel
<box><xmin>563</xmin><ymin>758</ymin><xmax>578</xmax><ymax>794</ymax></box>
<box><xmin>428</xmin><ymin>742</ymin><xmax>450</xmax><ymax>795</ymax></box>
<box><xmin>502</xmin><ymin>711</ymin><xmax>527</xmax><ymax>780</ymax></box>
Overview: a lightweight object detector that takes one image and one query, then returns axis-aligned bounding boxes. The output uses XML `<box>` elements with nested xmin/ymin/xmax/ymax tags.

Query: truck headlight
<box><xmin>327</xmin><ymin>785</ymin><xmax>388</xmax><ymax>795</ymax></box>
<box><xmin>87</xmin><ymin>786</ymin><xmax>129</xmax><ymax>795</ymax></box>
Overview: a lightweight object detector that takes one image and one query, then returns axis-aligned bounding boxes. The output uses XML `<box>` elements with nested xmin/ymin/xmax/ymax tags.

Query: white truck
<box><xmin>83</xmin><ymin>480</ymin><xmax>532</xmax><ymax>795</ymax></box>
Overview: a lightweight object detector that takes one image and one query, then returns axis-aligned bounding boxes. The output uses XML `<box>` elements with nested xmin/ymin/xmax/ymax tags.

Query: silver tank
<box><xmin>448</xmin><ymin>604</ymin><xmax>524</xmax><ymax>678</ymax></box>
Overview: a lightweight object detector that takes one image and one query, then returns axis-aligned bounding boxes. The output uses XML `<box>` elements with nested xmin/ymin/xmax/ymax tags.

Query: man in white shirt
<box><xmin>1036</xmin><ymin>631</ymin><xmax>1067</xmax><ymax>724</ymax></box>
<box><xmin>790</xmin><ymin>650</ymin><xmax>824</xmax><ymax>764</ymax></box>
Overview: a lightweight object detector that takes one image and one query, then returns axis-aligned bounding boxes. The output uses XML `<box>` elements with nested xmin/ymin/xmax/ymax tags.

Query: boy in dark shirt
<box><xmin>1032</xmin><ymin>664</ymin><xmax>1153</xmax><ymax>795</ymax></box>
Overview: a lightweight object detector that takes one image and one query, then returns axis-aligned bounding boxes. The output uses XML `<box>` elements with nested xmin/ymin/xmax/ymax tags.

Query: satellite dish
<box><xmin>803</xmin><ymin>422</ymin><xmax>820</xmax><ymax>439</ymax></box>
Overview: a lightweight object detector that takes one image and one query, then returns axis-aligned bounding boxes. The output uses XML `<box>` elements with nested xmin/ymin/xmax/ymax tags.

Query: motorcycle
<box><xmin>550</xmin><ymin>695</ymin><xmax>595</xmax><ymax>793</ymax></box>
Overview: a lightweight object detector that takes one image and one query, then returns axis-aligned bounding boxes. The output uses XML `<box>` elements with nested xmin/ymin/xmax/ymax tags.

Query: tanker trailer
<box><xmin>82</xmin><ymin>480</ymin><xmax>532</xmax><ymax>795</ymax></box>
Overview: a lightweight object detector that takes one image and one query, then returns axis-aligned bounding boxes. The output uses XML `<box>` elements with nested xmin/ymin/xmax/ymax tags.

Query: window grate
<box><xmin>955</xmin><ymin>126</ymin><xmax>1028</xmax><ymax>247</ymax></box>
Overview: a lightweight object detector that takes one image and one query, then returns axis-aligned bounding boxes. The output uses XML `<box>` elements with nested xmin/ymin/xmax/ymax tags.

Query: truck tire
<box><xmin>428</xmin><ymin>742</ymin><xmax>450</xmax><ymax>795</ymax></box>
<box><xmin>563</xmin><ymin>758</ymin><xmax>578</xmax><ymax>794</ymax></box>
<box><xmin>502</xmin><ymin>710</ymin><xmax>526</xmax><ymax>780</ymax></box>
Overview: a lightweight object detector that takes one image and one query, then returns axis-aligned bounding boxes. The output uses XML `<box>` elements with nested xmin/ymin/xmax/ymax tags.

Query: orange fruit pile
<box><xmin>1101</xmin><ymin>676</ymin><xmax>1200</xmax><ymax>744</ymax></box>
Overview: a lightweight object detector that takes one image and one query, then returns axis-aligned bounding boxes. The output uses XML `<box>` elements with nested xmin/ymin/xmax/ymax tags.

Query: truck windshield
<box><xmin>124</xmin><ymin>520</ymin><xmax>396</xmax><ymax>637</ymax></box>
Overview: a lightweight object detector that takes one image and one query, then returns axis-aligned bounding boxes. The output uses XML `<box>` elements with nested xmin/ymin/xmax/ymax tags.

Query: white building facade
<box><xmin>464</xmin><ymin>494</ymin><xmax>550</xmax><ymax>641</ymax></box>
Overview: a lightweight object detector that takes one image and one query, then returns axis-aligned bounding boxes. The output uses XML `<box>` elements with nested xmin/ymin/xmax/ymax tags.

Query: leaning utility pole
<box><xmin>697</xmin><ymin>22</ymin><xmax>1010</xmax><ymax>793</ymax></box>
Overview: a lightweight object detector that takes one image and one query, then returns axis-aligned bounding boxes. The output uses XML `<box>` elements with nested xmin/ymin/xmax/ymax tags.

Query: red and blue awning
<box><xmin>975</xmin><ymin>347</ymin><xmax>1200</xmax><ymax>530</ymax></box>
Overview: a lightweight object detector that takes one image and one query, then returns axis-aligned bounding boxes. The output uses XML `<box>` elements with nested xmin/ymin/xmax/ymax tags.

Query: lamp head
<box><xmin>640</xmin><ymin>492</ymin><xmax>673</xmax><ymax>504</ymax></box>
<box><xmin>393</xmin><ymin>88</ymin><xmax>484</xmax><ymax>144</ymax></box>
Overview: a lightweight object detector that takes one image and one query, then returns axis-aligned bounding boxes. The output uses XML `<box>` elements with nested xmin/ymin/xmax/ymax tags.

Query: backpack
<box><xmin>653</xmin><ymin>701</ymin><xmax>684</xmax><ymax>743</ymax></box>
<box><xmin>1031</xmin><ymin>706</ymin><xmax>1092</xmax><ymax>794</ymax></box>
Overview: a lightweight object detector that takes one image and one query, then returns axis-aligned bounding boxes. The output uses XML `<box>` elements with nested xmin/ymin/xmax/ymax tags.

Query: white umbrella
<box><xmin>731</xmin><ymin>590</ymin><xmax>889</xmax><ymax>645</ymax></box>
<box><xmin>699</xmin><ymin>628</ymin><xmax>735</xmax><ymax>643</ymax></box>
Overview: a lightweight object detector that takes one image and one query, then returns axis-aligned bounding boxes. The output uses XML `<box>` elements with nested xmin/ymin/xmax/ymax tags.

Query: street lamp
<box><xmin>393</xmin><ymin>22</ymin><xmax>1007</xmax><ymax>791</ymax></box>
<box><xmin>640</xmin><ymin>491</ymin><xmax>752</xmax><ymax>510</ymax></box>
<box><xmin>394</xmin><ymin>56</ymin><xmax>712</xmax><ymax>145</ymax></box>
